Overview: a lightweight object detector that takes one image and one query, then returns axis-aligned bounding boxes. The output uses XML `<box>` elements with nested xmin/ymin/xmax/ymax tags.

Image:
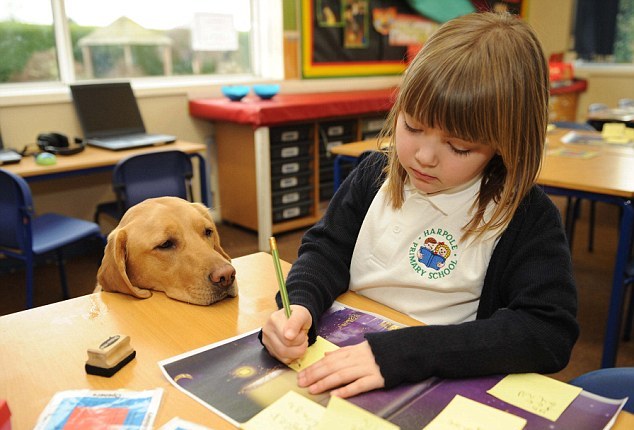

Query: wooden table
<box><xmin>3</xmin><ymin>141</ymin><xmax>205</xmax><ymax>179</ymax></box>
<box><xmin>0</xmin><ymin>252</ymin><xmax>421</xmax><ymax>429</ymax></box>
<box><xmin>1</xmin><ymin>252</ymin><xmax>632</xmax><ymax>429</ymax></box>
<box><xmin>2</xmin><ymin>140</ymin><xmax>211</xmax><ymax>206</ymax></box>
<box><xmin>330</xmin><ymin>128</ymin><xmax>634</xmax><ymax>369</ymax></box>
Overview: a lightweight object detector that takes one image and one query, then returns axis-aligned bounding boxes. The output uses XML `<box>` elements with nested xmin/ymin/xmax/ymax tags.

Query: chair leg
<box><xmin>563</xmin><ymin>197</ymin><xmax>578</xmax><ymax>250</ymax></box>
<box><xmin>624</xmin><ymin>283</ymin><xmax>634</xmax><ymax>341</ymax></box>
<box><xmin>56</xmin><ymin>250</ymin><xmax>70</xmax><ymax>300</ymax></box>
<box><xmin>26</xmin><ymin>253</ymin><xmax>35</xmax><ymax>309</ymax></box>
<box><xmin>588</xmin><ymin>201</ymin><xmax>596</xmax><ymax>252</ymax></box>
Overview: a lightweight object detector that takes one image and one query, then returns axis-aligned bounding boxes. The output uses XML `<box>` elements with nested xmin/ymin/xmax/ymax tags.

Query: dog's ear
<box><xmin>191</xmin><ymin>202</ymin><xmax>232</xmax><ymax>261</ymax></box>
<box><xmin>97</xmin><ymin>227</ymin><xmax>152</xmax><ymax>299</ymax></box>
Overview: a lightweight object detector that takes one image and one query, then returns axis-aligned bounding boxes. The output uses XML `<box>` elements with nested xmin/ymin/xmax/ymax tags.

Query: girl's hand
<box><xmin>297</xmin><ymin>340</ymin><xmax>385</xmax><ymax>398</ymax></box>
<box><xmin>261</xmin><ymin>305</ymin><xmax>312</xmax><ymax>365</ymax></box>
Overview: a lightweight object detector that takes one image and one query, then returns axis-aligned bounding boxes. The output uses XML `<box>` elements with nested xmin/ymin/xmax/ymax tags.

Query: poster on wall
<box><xmin>301</xmin><ymin>0</ymin><xmax>526</xmax><ymax>78</ymax></box>
<box><xmin>301</xmin><ymin>0</ymin><xmax>440</xmax><ymax>78</ymax></box>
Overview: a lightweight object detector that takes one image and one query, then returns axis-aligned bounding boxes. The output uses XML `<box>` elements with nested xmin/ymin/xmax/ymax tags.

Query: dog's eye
<box><xmin>205</xmin><ymin>228</ymin><xmax>213</xmax><ymax>238</ymax></box>
<box><xmin>156</xmin><ymin>240</ymin><xmax>174</xmax><ymax>250</ymax></box>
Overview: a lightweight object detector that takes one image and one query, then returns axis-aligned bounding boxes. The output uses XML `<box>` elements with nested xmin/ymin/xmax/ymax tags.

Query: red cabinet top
<box><xmin>189</xmin><ymin>88</ymin><xmax>396</xmax><ymax>128</ymax></box>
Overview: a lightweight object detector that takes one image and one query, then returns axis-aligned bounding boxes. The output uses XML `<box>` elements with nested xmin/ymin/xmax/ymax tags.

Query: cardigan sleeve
<box><xmin>365</xmin><ymin>187</ymin><xmax>579</xmax><ymax>387</ymax></box>
<box><xmin>279</xmin><ymin>151</ymin><xmax>388</xmax><ymax>343</ymax></box>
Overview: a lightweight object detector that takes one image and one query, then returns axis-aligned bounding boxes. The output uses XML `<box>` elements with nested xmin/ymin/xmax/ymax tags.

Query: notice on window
<box><xmin>192</xmin><ymin>13</ymin><xmax>238</xmax><ymax>51</ymax></box>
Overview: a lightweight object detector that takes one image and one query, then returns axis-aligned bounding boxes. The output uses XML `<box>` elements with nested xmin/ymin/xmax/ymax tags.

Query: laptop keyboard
<box><xmin>90</xmin><ymin>133</ymin><xmax>175</xmax><ymax>149</ymax></box>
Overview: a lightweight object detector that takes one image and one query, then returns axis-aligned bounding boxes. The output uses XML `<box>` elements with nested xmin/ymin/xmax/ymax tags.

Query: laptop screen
<box><xmin>70</xmin><ymin>82</ymin><xmax>147</xmax><ymax>139</ymax></box>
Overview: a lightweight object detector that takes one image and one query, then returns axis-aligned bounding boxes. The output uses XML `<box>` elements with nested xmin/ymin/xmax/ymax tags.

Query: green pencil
<box><xmin>269</xmin><ymin>236</ymin><xmax>291</xmax><ymax>318</ymax></box>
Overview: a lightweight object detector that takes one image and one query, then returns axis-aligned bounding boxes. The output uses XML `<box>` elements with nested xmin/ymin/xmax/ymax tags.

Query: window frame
<box><xmin>0</xmin><ymin>0</ymin><xmax>284</xmax><ymax>106</ymax></box>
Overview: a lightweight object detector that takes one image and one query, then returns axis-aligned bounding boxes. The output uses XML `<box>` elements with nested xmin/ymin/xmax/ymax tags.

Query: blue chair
<box><xmin>94</xmin><ymin>150</ymin><xmax>195</xmax><ymax>224</ymax></box>
<box><xmin>623</xmin><ymin>259</ymin><xmax>634</xmax><ymax>341</ymax></box>
<box><xmin>0</xmin><ymin>168</ymin><xmax>105</xmax><ymax>309</ymax></box>
<box><xmin>569</xmin><ymin>368</ymin><xmax>634</xmax><ymax>413</ymax></box>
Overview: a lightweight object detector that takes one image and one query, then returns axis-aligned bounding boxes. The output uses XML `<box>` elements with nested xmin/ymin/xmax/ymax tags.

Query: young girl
<box><xmin>261</xmin><ymin>12</ymin><xmax>578</xmax><ymax>399</ymax></box>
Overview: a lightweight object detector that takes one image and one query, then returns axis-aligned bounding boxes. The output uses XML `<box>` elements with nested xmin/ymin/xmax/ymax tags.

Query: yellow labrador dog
<box><xmin>97</xmin><ymin>196</ymin><xmax>237</xmax><ymax>305</ymax></box>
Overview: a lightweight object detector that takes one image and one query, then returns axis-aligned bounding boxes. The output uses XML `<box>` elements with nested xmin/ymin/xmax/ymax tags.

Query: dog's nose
<box><xmin>210</xmin><ymin>264</ymin><xmax>236</xmax><ymax>288</ymax></box>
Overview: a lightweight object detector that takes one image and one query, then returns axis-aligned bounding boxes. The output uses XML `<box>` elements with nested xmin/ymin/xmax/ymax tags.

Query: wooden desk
<box><xmin>1</xmin><ymin>140</ymin><xmax>211</xmax><ymax>207</ymax></box>
<box><xmin>330</xmin><ymin>129</ymin><xmax>634</xmax><ymax>368</ymax></box>
<box><xmin>0</xmin><ymin>252</ymin><xmax>421</xmax><ymax>429</ymax></box>
<box><xmin>1</xmin><ymin>252</ymin><xmax>632</xmax><ymax>429</ymax></box>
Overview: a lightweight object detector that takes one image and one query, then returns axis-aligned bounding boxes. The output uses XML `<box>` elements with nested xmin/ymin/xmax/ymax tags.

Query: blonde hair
<box><xmin>380</xmin><ymin>12</ymin><xmax>548</xmax><ymax>239</ymax></box>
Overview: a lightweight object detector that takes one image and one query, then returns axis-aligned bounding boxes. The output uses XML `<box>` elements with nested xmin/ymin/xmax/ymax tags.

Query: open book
<box><xmin>159</xmin><ymin>303</ymin><xmax>626</xmax><ymax>429</ymax></box>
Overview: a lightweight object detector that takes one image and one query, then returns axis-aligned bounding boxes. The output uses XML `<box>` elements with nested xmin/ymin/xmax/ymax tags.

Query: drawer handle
<box><xmin>282</xmin><ymin>207</ymin><xmax>301</xmax><ymax>218</ymax></box>
<box><xmin>364</xmin><ymin>119</ymin><xmax>384</xmax><ymax>131</ymax></box>
<box><xmin>282</xmin><ymin>192</ymin><xmax>300</xmax><ymax>204</ymax></box>
<box><xmin>327</xmin><ymin>125</ymin><xmax>344</xmax><ymax>136</ymax></box>
<box><xmin>281</xmin><ymin>147</ymin><xmax>300</xmax><ymax>158</ymax></box>
<box><xmin>279</xmin><ymin>177</ymin><xmax>299</xmax><ymax>188</ymax></box>
<box><xmin>281</xmin><ymin>131</ymin><xmax>300</xmax><ymax>142</ymax></box>
<box><xmin>281</xmin><ymin>162</ymin><xmax>300</xmax><ymax>174</ymax></box>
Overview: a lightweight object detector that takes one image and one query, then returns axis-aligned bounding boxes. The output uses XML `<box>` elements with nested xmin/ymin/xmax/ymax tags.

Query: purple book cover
<box><xmin>160</xmin><ymin>303</ymin><xmax>625</xmax><ymax>429</ymax></box>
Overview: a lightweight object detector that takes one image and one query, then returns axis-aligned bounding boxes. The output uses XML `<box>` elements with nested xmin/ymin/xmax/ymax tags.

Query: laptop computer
<box><xmin>0</xmin><ymin>131</ymin><xmax>22</xmax><ymax>165</ymax></box>
<box><xmin>70</xmin><ymin>82</ymin><xmax>176</xmax><ymax>151</ymax></box>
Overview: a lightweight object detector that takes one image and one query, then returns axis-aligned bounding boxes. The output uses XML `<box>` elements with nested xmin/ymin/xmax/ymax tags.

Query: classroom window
<box><xmin>0</xmin><ymin>0</ymin><xmax>281</xmax><ymax>86</ymax></box>
<box><xmin>573</xmin><ymin>0</ymin><xmax>634</xmax><ymax>64</ymax></box>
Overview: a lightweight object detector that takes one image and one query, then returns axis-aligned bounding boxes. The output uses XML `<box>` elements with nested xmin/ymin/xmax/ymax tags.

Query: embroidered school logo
<box><xmin>408</xmin><ymin>228</ymin><xmax>459</xmax><ymax>279</ymax></box>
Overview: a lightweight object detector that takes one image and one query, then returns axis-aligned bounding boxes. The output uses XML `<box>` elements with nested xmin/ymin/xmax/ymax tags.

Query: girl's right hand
<box><xmin>261</xmin><ymin>305</ymin><xmax>312</xmax><ymax>365</ymax></box>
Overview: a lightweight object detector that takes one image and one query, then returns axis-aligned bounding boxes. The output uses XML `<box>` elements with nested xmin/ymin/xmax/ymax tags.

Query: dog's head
<box><xmin>97</xmin><ymin>196</ymin><xmax>238</xmax><ymax>305</ymax></box>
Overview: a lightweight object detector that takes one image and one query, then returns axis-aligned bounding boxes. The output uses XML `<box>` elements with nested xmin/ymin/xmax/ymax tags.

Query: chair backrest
<box><xmin>0</xmin><ymin>168</ymin><xmax>34</xmax><ymax>251</ymax></box>
<box><xmin>569</xmin><ymin>367</ymin><xmax>634</xmax><ymax>413</ymax></box>
<box><xmin>112</xmin><ymin>150</ymin><xmax>194</xmax><ymax>213</ymax></box>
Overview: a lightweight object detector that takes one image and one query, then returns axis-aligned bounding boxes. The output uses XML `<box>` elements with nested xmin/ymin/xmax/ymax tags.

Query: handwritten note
<box><xmin>314</xmin><ymin>396</ymin><xmax>399</xmax><ymax>430</ymax></box>
<box><xmin>423</xmin><ymin>395</ymin><xmax>527</xmax><ymax>430</ymax></box>
<box><xmin>288</xmin><ymin>336</ymin><xmax>339</xmax><ymax>372</ymax></box>
<box><xmin>240</xmin><ymin>390</ymin><xmax>325</xmax><ymax>430</ymax></box>
<box><xmin>487</xmin><ymin>373</ymin><xmax>582</xmax><ymax>422</ymax></box>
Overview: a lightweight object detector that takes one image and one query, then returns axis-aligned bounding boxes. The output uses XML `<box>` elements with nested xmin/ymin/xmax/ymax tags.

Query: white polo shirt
<box><xmin>349</xmin><ymin>176</ymin><xmax>501</xmax><ymax>325</ymax></box>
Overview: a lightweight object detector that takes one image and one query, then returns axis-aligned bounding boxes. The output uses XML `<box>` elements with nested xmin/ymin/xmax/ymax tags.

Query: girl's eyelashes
<box><xmin>402</xmin><ymin>114</ymin><xmax>472</xmax><ymax>156</ymax></box>
<box><xmin>448</xmin><ymin>145</ymin><xmax>471</xmax><ymax>156</ymax></box>
<box><xmin>403</xmin><ymin>117</ymin><xmax>422</xmax><ymax>133</ymax></box>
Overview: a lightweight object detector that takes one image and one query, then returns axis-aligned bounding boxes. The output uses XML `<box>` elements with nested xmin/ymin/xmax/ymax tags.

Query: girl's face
<box><xmin>395</xmin><ymin>112</ymin><xmax>497</xmax><ymax>195</ymax></box>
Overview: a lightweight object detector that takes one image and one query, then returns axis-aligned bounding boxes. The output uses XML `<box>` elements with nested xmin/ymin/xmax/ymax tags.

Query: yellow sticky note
<box><xmin>602</xmin><ymin>122</ymin><xmax>626</xmax><ymax>138</ymax></box>
<box><xmin>624</xmin><ymin>127</ymin><xmax>634</xmax><ymax>141</ymax></box>
<box><xmin>487</xmin><ymin>373</ymin><xmax>582</xmax><ymax>422</ymax></box>
<box><xmin>241</xmin><ymin>390</ymin><xmax>325</xmax><ymax>430</ymax></box>
<box><xmin>605</xmin><ymin>136</ymin><xmax>630</xmax><ymax>145</ymax></box>
<box><xmin>314</xmin><ymin>396</ymin><xmax>399</xmax><ymax>430</ymax></box>
<box><xmin>423</xmin><ymin>395</ymin><xmax>527</xmax><ymax>430</ymax></box>
<box><xmin>288</xmin><ymin>336</ymin><xmax>339</xmax><ymax>372</ymax></box>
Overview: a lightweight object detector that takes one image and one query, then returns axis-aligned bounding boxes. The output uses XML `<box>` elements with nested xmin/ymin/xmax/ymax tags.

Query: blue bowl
<box><xmin>221</xmin><ymin>85</ymin><xmax>250</xmax><ymax>102</ymax></box>
<box><xmin>253</xmin><ymin>84</ymin><xmax>280</xmax><ymax>100</ymax></box>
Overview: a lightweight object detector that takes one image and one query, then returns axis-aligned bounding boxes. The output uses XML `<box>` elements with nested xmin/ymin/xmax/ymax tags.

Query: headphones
<box><xmin>37</xmin><ymin>132</ymin><xmax>85</xmax><ymax>156</ymax></box>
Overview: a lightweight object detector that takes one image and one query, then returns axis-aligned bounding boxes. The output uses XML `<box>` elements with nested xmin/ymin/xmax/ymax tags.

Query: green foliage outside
<box><xmin>0</xmin><ymin>21</ymin><xmax>58</xmax><ymax>82</ymax></box>
<box><xmin>614</xmin><ymin>0</ymin><xmax>633</xmax><ymax>63</ymax></box>
<box><xmin>0</xmin><ymin>20</ymin><xmax>252</xmax><ymax>83</ymax></box>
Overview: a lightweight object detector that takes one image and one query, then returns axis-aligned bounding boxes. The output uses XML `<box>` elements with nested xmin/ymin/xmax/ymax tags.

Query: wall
<box><xmin>0</xmin><ymin>94</ymin><xmax>215</xmax><ymax>225</ymax></box>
